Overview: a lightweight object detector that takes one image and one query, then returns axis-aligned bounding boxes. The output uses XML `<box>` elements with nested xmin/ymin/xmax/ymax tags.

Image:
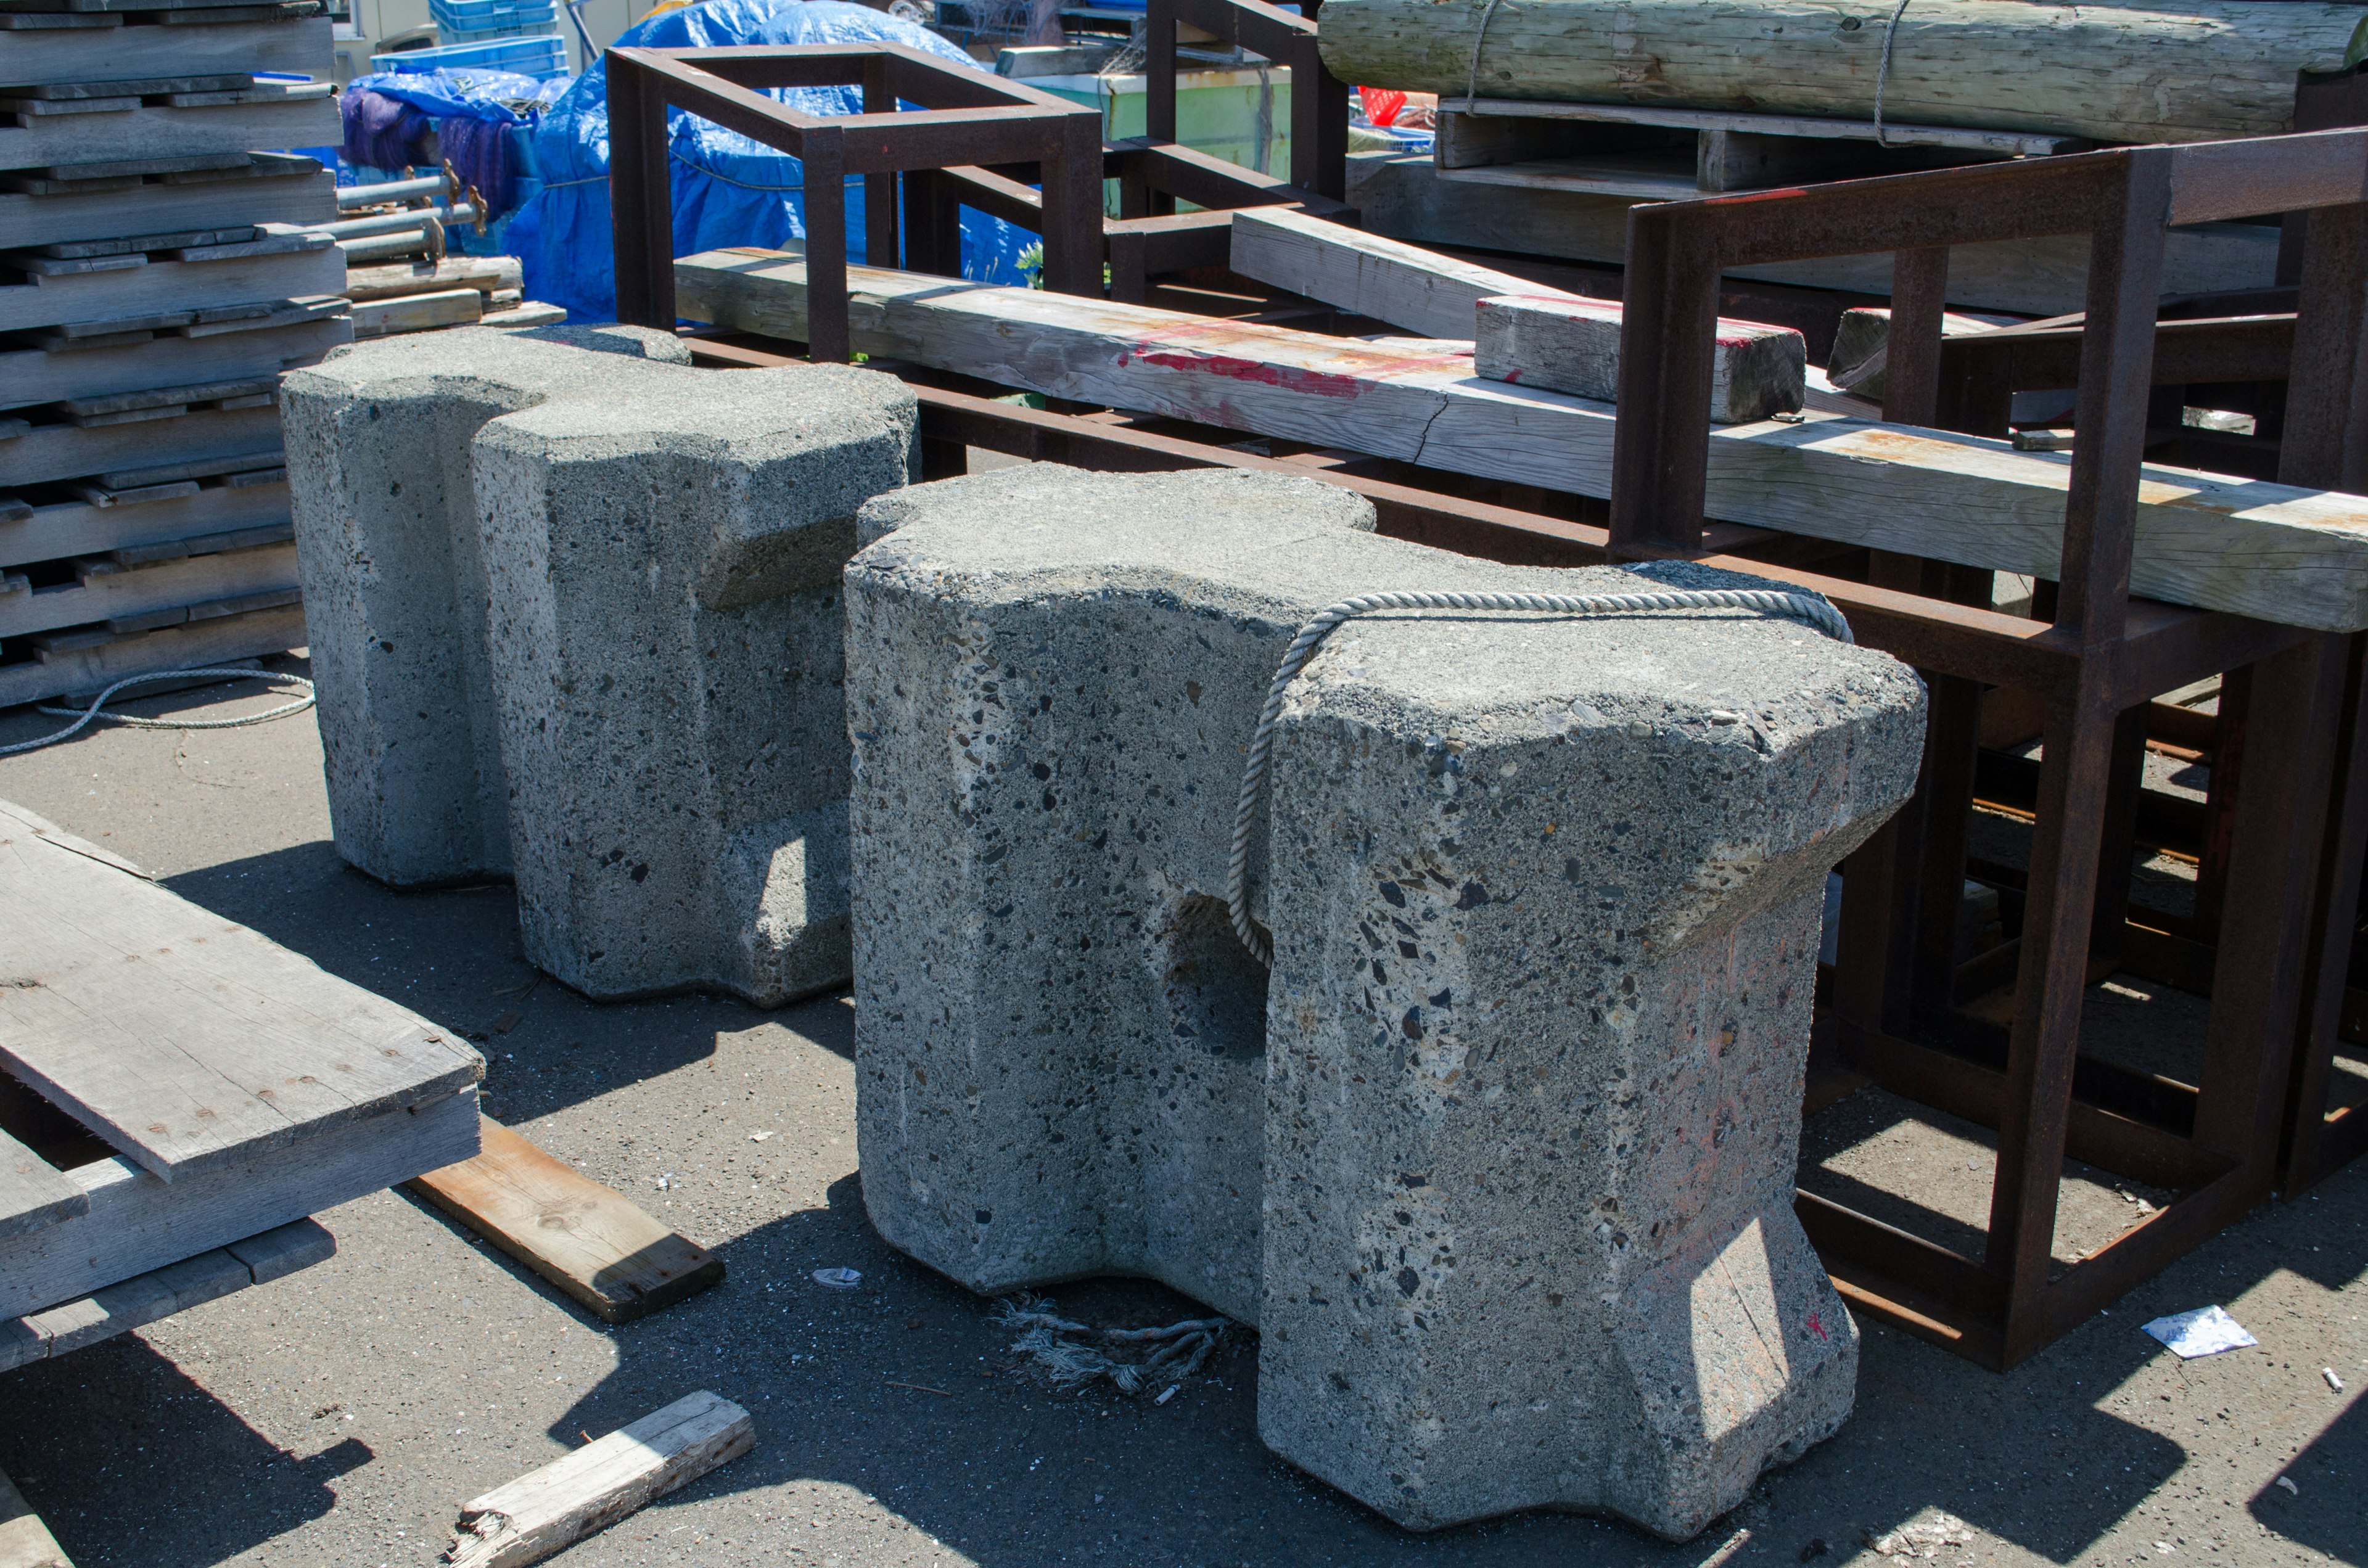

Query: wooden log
<box><xmin>445</xmin><ymin>1392</ymin><xmax>754</xmax><ymax>1568</ymax></box>
<box><xmin>0</xmin><ymin>92</ymin><xmax>337</xmax><ymax>173</ymax></box>
<box><xmin>0</xmin><ymin>798</ymin><xmax>482</xmax><ymax>1181</ymax></box>
<box><xmin>1315</xmin><ymin>0</ymin><xmax>2366</xmax><ymax>146</ymax></box>
<box><xmin>0</xmin><ymin>13</ymin><xmax>326</xmax><ymax>84</ymax></box>
<box><xmin>0</xmin><ymin>539</ymin><xmax>297</xmax><ymax>637</ymax></box>
<box><xmin>350</xmin><ymin>286</ymin><xmax>480</xmax><ymax>338</ymax></box>
<box><xmin>0</xmin><ymin>599</ymin><xmax>303</xmax><ymax>709</ymax></box>
<box><xmin>0</xmin><ymin>166</ymin><xmax>332</xmax><ymax>249</ymax></box>
<box><xmin>0</xmin><ymin>1464</ymin><xmax>70</xmax><ymax>1568</ymax></box>
<box><xmin>406</xmin><ymin>1117</ymin><xmax>725</xmax><ymax>1324</ymax></box>
<box><xmin>0</xmin><ymin>239</ymin><xmax>341</xmax><ymax>334</ymax></box>
<box><xmin>342</xmin><ymin>255</ymin><xmax>519</xmax><ymax>303</ymax></box>
<box><xmin>1227</xmin><ymin>205</ymin><xmax>1557</xmax><ymax>340</ymax></box>
<box><xmin>675</xmin><ymin>247</ymin><xmax>2368</xmax><ymax>633</ymax></box>
<box><xmin>1346</xmin><ymin>150</ymin><xmax>2279</xmax><ymax>319</ymax></box>
<box><xmin>1473</xmin><ymin>292</ymin><xmax>1805</xmax><ymax>423</ymax></box>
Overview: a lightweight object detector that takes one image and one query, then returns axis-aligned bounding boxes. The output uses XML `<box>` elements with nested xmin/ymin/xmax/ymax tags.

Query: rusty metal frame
<box><xmin>606</xmin><ymin>43</ymin><xmax>1106</xmax><ymax>360</ymax></box>
<box><xmin>1611</xmin><ymin>129</ymin><xmax>2368</xmax><ymax>1366</ymax></box>
<box><xmin>1143</xmin><ymin>0</ymin><xmax>1350</xmax><ymax>202</ymax></box>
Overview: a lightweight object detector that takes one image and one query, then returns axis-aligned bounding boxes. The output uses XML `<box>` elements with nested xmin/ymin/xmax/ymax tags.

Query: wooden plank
<box><xmin>1227</xmin><ymin>205</ymin><xmax>1561</xmax><ymax>340</ymax></box>
<box><xmin>0</xmin><ymin>480</ymin><xmax>285</xmax><ymax>565</ymax></box>
<box><xmin>479</xmin><ymin>302</ymin><xmax>567</xmax><ymax>329</ymax></box>
<box><xmin>0</xmin><ymin>166</ymin><xmax>331</xmax><ymax>249</ymax></box>
<box><xmin>0</xmin><ymin>14</ymin><xmax>324</xmax><ymax>83</ymax></box>
<box><xmin>1344</xmin><ymin>151</ymin><xmax>2278</xmax><ymax>319</ymax></box>
<box><xmin>1436</xmin><ymin>156</ymin><xmax>1701</xmax><ymax>202</ymax></box>
<box><xmin>343</xmin><ymin>254</ymin><xmax>519</xmax><ymax>303</ymax></box>
<box><xmin>350</xmin><ymin>286</ymin><xmax>480</xmax><ymax>338</ymax></box>
<box><xmin>0</xmin><ymin>1218</ymin><xmax>331</xmax><ymax>1372</ymax></box>
<box><xmin>0</xmin><ymin>316</ymin><xmax>348</xmax><ymax>411</ymax></box>
<box><xmin>0</xmin><ymin>1083</ymin><xmax>474</xmax><ymax>1319</ymax></box>
<box><xmin>0</xmin><ymin>1128</ymin><xmax>84</xmax><ymax>1244</ymax></box>
<box><xmin>1318</xmin><ymin>0</ymin><xmax>2358</xmax><ymax>145</ymax></box>
<box><xmin>0</xmin><ymin>1464</ymin><xmax>70</xmax><ymax>1568</ymax></box>
<box><xmin>0</xmin><ymin>540</ymin><xmax>296</xmax><ymax>636</ymax></box>
<box><xmin>0</xmin><ymin>240</ymin><xmax>340</xmax><ymax>334</ymax></box>
<box><xmin>447</xmin><ymin>1391</ymin><xmax>754</xmax><ymax>1568</ymax></box>
<box><xmin>408</xmin><ymin>1117</ymin><xmax>725</xmax><ymax>1324</ymax></box>
<box><xmin>0</xmin><ymin>599</ymin><xmax>301</xmax><ymax>708</ymax></box>
<box><xmin>676</xmin><ymin>247</ymin><xmax>2368</xmax><ymax>633</ymax></box>
<box><xmin>1473</xmin><ymin>292</ymin><xmax>1806</xmax><ymax>424</ymax></box>
<box><xmin>0</xmin><ymin>800</ymin><xmax>482</xmax><ymax>1181</ymax></box>
<box><xmin>0</xmin><ymin>93</ymin><xmax>335</xmax><ymax>172</ymax></box>
<box><xmin>1437</xmin><ymin>94</ymin><xmax>2078</xmax><ymax>157</ymax></box>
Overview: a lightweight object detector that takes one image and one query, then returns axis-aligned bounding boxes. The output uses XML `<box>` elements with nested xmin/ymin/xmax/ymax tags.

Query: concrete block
<box><xmin>286</xmin><ymin>326</ymin><xmax>918</xmax><ymax>1003</ymax></box>
<box><xmin>845</xmin><ymin>464</ymin><xmax>1925</xmax><ymax>1539</ymax></box>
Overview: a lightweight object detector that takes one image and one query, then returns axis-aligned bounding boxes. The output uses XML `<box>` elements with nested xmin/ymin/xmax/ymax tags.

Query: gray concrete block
<box><xmin>286</xmin><ymin>327</ymin><xmax>917</xmax><ymax>1003</ymax></box>
<box><xmin>845</xmin><ymin>465</ymin><xmax>1925</xmax><ymax>1538</ymax></box>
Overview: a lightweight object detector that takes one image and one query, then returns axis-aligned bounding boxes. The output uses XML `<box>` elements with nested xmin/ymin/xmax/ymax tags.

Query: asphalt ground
<box><xmin>0</xmin><ymin>665</ymin><xmax>2359</xmax><ymax>1568</ymax></box>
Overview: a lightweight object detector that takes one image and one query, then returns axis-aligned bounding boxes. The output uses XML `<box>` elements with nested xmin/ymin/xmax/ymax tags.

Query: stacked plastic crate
<box><xmin>372</xmin><ymin>0</ymin><xmax>566</xmax><ymax>80</ymax></box>
<box><xmin>0</xmin><ymin>0</ymin><xmax>347</xmax><ymax>707</ymax></box>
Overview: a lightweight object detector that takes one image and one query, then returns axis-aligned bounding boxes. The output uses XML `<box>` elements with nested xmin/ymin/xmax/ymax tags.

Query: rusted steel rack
<box><xmin>1142</xmin><ymin>0</ymin><xmax>1351</xmax><ymax>202</ymax></box>
<box><xmin>1611</xmin><ymin>128</ymin><xmax>2368</xmax><ymax>1367</ymax></box>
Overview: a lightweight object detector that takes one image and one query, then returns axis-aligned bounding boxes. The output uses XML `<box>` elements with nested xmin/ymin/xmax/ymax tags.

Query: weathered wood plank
<box><xmin>0</xmin><ymin>600</ymin><xmax>303</xmax><ymax>708</ymax></box>
<box><xmin>447</xmin><ymin>1391</ymin><xmax>754</xmax><ymax>1568</ymax></box>
<box><xmin>0</xmin><ymin>800</ymin><xmax>482</xmax><ymax>1181</ymax></box>
<box><xmin>408</xmin><ymin>1117</ymin><xmax>725</xmax><ymax>1324</ymax></box>
<box><xmin>478</xmin><ymin>302</ymin><xmax>567</xmax><ymax>329</ymax></box>
<box><xmin>1473</xmin><ymin>292</ymin><xmax>1804</xmax><ymax>422</ymax></box>
<box><xmin>1227</xmin><ymin>205</ymin><xmax>1557</xmax><ymax>340</ymax></box>
<box><xmin>0</xmin><ymin>1218</ymin><xmax>331</xmax><ymax>1371</ymax></box>
<box><xmin>0</xmin><ymin>240</ymin><xmax>340</xmax><ymax>334</ymax></box>
<box><xmin>1345</xmin><ymin>151</ymin><xmax>2279</xmax><ymax>319</ymax></box>
<box><xmin>350</xmin><ymin>286</ymin><xmax>480</xmax><ymax>339</ymax></box>
<box><xmin>0</xmin><ymin>1128</ymin><xmax>83</xmax><ymax>1244</ymax></box>
<box><xmin>0</xmin><ymin>93</ymin><xmax>336</xmax><ymax>172</ymax></box>
<box><xmin>0</xmin><ymin>1083</ymin><xmax>475</xmax><ymax>1319</ymax></box>
<box><xmin>676</xmin><ymin>248</ymin><xmax>2368</xmax><ymax>633</ymax></box>
<box><xmin>343</xmin><ymin>255</ymin><xmax>519</xmax><ymax>303</ymax></box>
<box><xmin>0</xmin><ymin>13</ymin><xmax>325</xmax><ymax>84</ymax></box>
<box><xmin>0</xmin><ymin>539</ymin><xmax>297</xmax><ymax>637</ymax></box>
<box><xmin>0</xmin><ymin>1463</ymin><xmax>70</xmax><ymax>1568</ymax></box>
<box><xmin>0</xmin><ymin>404</ymin><xmax>281</xmax><ymax>492</ymax></box>
<box><xmin>0</xmin><ymin>167</ymin><xmax>333</xmax><ymax>250</ymax></box>
<box><xmin>1317</xmin><ymin>0</ymin><xmax>2360</xmax><ymax>146</ymax></box>
<box><xmin>1439</xmin><ymin>96</ymin><xmax>2078</xmax><ymax>157</ymax></box>
<box><xmin>0</xmin><ymin>316</ymin><xmax>348</xmax><ymax>413</ymax></box>
<box><xmin>1</xmin><ymin>483</ymin><xmax>287</xmax><ymax>567</ymax></box>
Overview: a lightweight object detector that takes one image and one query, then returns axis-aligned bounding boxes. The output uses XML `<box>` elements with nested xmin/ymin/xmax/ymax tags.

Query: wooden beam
<box><xmin>0</xmin><ymin>168</ymin><xmax>334</xmax><ymax>251</ymax></box>
<box><xmin>677</xmin><ymin>248</ymin><xmax>2368</xmax><ymax>633</ymax></box>
<box><xmin>352</xmin><ymin>287</ymin><xmax>482</xmax><ymax>339</ymax></box>
<box><xmin>0</xmin><ymin>316</ymin><xmax>350</xmax><ymax>414</ymax></box>
<box><xmin>1473</xmin><ymin>293</ymin><xmax>1805</xmax><ymax>423</ymax></box>
<box><xmin>446</xmin><ymin>1392</ymin><xmax>753</xmax><ymax>1568</ymax></box>
<box><xmin>407</xmin><ymin>1117</ymin><xmax>725</xmax><ymax>1324</ymax></box>
<box><xmin>0</xmin><ymin>240</ymin><xmax>341</xmax><ymax>335</ymax></box>
<box><xmin>1227</xmin><ymin>205</ymin><xmax>1556</xmax><ymax>340</ymax></box>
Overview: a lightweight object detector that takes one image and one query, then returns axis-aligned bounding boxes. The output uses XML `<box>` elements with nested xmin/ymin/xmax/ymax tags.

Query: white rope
<box><xmin>1224</xmin><ymin>588</ymin><xmax>1854</xmax><ymax>964</ymax></box>
<box><xmin>1</xmin><ymin>668</ymin><xmax>316</xmax><ymax>757</ymax></box>
<box><xmin>1873</xmin><ymin>0</ymin><xmax>1914</xmax><ymax>149</ymax></box>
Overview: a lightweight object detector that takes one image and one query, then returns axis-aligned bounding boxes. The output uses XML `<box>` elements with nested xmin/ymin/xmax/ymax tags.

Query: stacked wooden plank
<box><xmin>0</xmin><ymin>797</ymin><xmax>483</xmax><ymax>1351</ymax></box>
<box><xmin>0</xmin><ymin>0</ymin><xmax>350</xmax><ymax>708</ymax></box>
<box><xmin>342</xmin><ymin>252</ymin><xmax>562</xmax><ymax>337</ymax></box>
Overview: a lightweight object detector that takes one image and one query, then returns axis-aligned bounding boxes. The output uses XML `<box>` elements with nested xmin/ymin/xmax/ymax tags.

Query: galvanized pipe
<box><xmin>313</xmin><ymin>202</ymin><xmax>477</xmax><ymax>240</ymax></box>
<box><xmin>334</xmin><ymin>173</ymin><xmax>450</xmax><ymax>210</ymax></box>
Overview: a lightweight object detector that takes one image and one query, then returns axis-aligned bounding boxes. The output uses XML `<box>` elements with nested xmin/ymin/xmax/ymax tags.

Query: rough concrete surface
<box><xmin>0</xmin><ymin>670</ymin><xmax>2359</xmax><ymax>1568</ymax></box>
<box><xmin>845</xmin><ymin>466</ymin><xmax>1925</xmax><ymax>1537</ymax></box>
<box><xmin>284</xmin><ymin>327</ymin><xmax>917</xmax><ymax>1004</ymax></box>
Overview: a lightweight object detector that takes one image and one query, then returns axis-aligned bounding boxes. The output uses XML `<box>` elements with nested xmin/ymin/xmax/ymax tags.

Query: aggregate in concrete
<box><xmin>0</xmin><ymin>675</ymin><xmax>2358</xmax><ymax>1568</ymax></box>
<box><xmin>283</xmin><ymin>327</ymin><xmax>918</xmax><ymax>1004</ymax></box>
<box><xmin>842</xmin><ymin>465</ymin><xmax>1928</xmax><ymax>1537</ymax></box>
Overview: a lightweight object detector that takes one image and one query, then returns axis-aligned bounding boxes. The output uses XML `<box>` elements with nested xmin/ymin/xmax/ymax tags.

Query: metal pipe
<box><xmin>334</xmin><ymin>173</ymin><xmax>450</xmax><ymax>210</ymax></box>
<box><xmin>337</xmin><ymin>219</ymin><xmax>445</xmax><ymax>264</ymax></box>
<box><xmin>313</xmin><ymin>202</ymin><xmax>477</xmax><ymax>240</ymax></box>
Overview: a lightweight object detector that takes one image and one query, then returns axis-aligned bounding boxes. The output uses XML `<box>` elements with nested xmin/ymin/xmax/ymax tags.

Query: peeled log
<box><xmin>1316</xmin><ymin>0</ymin><xmax>2368</xmax><ymax>146</ymax></box>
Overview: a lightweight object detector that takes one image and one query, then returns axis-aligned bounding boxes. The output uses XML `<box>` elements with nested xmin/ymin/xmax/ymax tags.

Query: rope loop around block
<box><xmin>1224</xmin><ymin>588</ymin><xmax>1854</xmax><ymax>963</ymax></box>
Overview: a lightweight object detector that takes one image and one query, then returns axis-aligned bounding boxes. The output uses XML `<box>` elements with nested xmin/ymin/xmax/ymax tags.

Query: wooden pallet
<box><xmin>0</xmin><ymin>12</ymin><xmax>327</xmax><ymax>85</ymax></box>
<box><xmin>0</xmin><ymin>86</ymin><xmax>335</xmax><ymax>173</ymax></box>
<box><xmin>0</xmin><ymin>597</ymin><xmax>301</xmax><ymax>706</ymax></box>
<box><xmin>0</xmin><ymin>160</ymin><xmax>332</xmax><ymax>250</ymax></box>
<box><xmin>0</xmin><ymin>400</ymin><xmax>281</xmax><ymax>491</ymax></box>
<box><xmin>0</xmin><ymin>798</ymin><xmax>483</xmax><ymax>1319</ymax></box>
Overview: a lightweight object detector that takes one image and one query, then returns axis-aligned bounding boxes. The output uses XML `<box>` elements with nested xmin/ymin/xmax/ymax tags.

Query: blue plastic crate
<box><xmin>371</xmin><ymin>34</ymin><xmax>567</xmax><ymax>78</ymax></box>
<box><xmin>429</xmin><ymin>0</ymin><xmax>557</xmax><ymax>26</ymax></box>
<box><xmin>439</xmin><ymin>19</ymin><xmax>561</xmax><ymax>44</ymax></box>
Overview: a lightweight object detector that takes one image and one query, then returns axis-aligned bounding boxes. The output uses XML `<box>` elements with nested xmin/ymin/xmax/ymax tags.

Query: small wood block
<box><xmin>408</xmin><ymin>1117</ymin><xmax>725</xmax><ymax>1324</ymax></box>
<box><xmin>0</xmin><ymin>1463</ymin><xmax>71</xmax><ymax>1568</ymax></box>
<box><xmin>66</xmin><ymin>477</ymin><xmax>198</xmax><ymax>506</ymax></box>
<box><xmin>352</xmin><ymin>286</ymin><xmax>481</xmax><ymax>337</ymax></box>
<box><xmin>1473</xmin><ymin>292</ymin><xmax>1806</xmax><ymax>424</ymax></box>
<box><xmin>479</xmin><ymin>302</ymin><xmax>567</xmax><ymax>330</ymax></box>
<box><xmin>447</xmin><ymin>1391</ymin><xmax>754</xmax><ymax>1568</ymax></box>
<box><xmin>224</xmin><ymin>1215</ymin><xmax>334</xmax><ymax>1283</ymax></box>
<box><xmin>0</xmin><ymin>1316</ymin><xmax>45</xmax><ymax>1375</ymax></box>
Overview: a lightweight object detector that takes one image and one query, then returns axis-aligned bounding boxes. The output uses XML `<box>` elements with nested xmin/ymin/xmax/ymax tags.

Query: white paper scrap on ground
<box><xmin>2141</xmin><ymin>1305</ymin><xmax>2258</xmax><ymax>1358</ymax></box>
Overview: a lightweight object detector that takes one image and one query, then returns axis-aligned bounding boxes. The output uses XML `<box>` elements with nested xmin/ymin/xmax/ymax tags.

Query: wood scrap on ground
<box><xmin>407</xmin><ymin>1117</ymin><xmax>725</xmax><ymax>1324</ymax></box>
<box><xmin>675</xmin><ymin>247</ymin><xmax>2368</xmax><ymax>633</ymax></box>
<box><xmin>445</xmin><ymin>1391</ymin><xmax>753</xmax><ymax>1568</ymax></box>
<box><xmin>0</xmin><ymin>1463</ymin><xmax>71</xmax><ymax>1568</ymax></box>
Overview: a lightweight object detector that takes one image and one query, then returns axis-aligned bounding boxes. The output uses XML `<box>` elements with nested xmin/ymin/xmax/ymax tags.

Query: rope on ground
<box><xmin>0</xmin><ymin>668</ymin><xmax>318</xmax><ymax>758</ymax></box>
<box><xmin>1225</xmin><ymin>587</ymin><xmax>1856</xmax><ymax>964</ymax></box>
<box><xmin>993</xmin><ymin>1293</ymin><xmax>1231</xmax><ymax>1402</ymax></box>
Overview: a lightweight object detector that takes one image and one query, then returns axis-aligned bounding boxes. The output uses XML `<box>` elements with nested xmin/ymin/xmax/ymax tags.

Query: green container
<box><xmin>1029</xmin><ymin>66</ymin><xmax>1293</xmax><ymax>213</ymax></box>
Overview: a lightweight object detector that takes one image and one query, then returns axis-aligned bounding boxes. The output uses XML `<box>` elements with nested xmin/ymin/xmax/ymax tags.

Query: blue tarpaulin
<box><xmin>504</xmin><ymin>0</ymin><xmax>1039</xmax><ymax>322</ymax></box>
